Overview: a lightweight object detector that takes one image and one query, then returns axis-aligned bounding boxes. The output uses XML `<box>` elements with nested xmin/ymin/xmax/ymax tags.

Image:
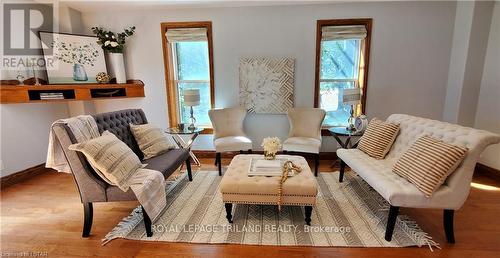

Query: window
<box><xmin>161</xmin><ymin>22</ymin><xmax>214</xmax><ymax>131</ymax></box>
<box><xmin>314</xmin><ymin>19</ymin><xmax>372</xmax><ymax>127</ymax></box>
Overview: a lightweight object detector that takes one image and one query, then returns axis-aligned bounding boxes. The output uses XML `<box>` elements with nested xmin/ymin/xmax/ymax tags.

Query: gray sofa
<box><xmin>52</xmin><ymin>109</ymin><xmax>191</xmax><ymax>237</ymax></box>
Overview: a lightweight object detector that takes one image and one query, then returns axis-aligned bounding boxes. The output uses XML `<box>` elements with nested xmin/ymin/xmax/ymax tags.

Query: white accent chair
<box><xmin>336</xmin><ymin>114</ymin><xmax>500</xmax><ymax>243</ymax></box>
<box><xmin>283</xmin><ymin>108</ymin><xmax>326</xmax><ymax>177</ymax></box>
<box><xmin>209</xmin><ymin>107</ymin><xmax>253</xmax><ymax>175</ymax></box>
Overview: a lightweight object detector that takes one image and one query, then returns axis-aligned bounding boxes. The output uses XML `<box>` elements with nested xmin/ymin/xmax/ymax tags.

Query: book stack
<box><xmin>40</xmin><ymin>93</ymin><xmax>64</xmax><ymax>100</ymax></box>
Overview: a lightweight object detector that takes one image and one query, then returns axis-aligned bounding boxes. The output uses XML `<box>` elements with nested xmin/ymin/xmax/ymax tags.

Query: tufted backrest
<box><xmin>385</xmin><ymin>114</ymin><xmax>500</xmax><ymax>207</ymax></box>
<box><xmin>287</xmin><ymin>108</ymin><xmax>326</xmax><ymax>140</ymax></box>
<box><xmin>209</xmin><ymin>107</ymin><xmax>249</xmax><ymax>140</ymax></box>
<box><xmin>92</xmin><ymin>109</ymin><xmax>148</xmax><ymax>159</ymax></box>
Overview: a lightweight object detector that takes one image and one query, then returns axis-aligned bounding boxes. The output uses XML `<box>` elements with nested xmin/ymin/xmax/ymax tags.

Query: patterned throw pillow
<box><xmin>68</xmin><ymin>131</ymin><xmax>142</xmax><ymax>191</ymax></box>
<box><xmin>357</xmin><ymin>118</ymin><xmax>400</xmax><ymax>159</ymax></box>
<box><xmin>130</xmin><ymin>123</ymin><xmax>176</xmax><ymax>159</ymax></box>
<box><xmin>393</xmin><ymin>136</ymin><xmax>468</xmax><ymax>197</ymax></box>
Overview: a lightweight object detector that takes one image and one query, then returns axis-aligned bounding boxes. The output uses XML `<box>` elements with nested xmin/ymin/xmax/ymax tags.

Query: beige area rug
<box><xmin>103</xmin><ymin>171</ymin><xmax>438</xmax><ymax>249</ymax></box>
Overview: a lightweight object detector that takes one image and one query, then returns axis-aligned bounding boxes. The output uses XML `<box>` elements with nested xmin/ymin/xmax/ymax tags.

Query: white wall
<box><xmin>80</xmin><ymin>1</ymin><xmax>456</xmax><ymax>151</ymax></box>
<box><xmin>0</xmin><ymin>3</ymin><xmax>83</xmax><ymax>176</ymax></box>
<box><xmin>474</xmin><ymin>2</ymin><xmax>500</xmax><ymax>170</ymax></box>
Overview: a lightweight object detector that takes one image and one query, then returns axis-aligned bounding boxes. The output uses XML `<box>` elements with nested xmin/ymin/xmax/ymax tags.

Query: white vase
<box><xmin>106</xmin><ymin>52</ymin><xmax>126</xmax><ymax>83</ymax></box>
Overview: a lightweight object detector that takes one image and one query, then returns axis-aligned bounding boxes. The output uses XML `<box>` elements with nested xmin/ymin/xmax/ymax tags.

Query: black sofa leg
<box><xmin>82</xmin><ymin>202</ymin><xmax>93</xmax><ymax>237</ymax></box>
<box><xmin>444</xmin><ymin>209</ymin><xmax>455</xmax><ymax>244</ymax></box>
<box><xmin>385</xmin><ymin>205</ymin><xmax>399</xmax><ymax>241</ymax></box>
<box><xmin>186</xmin><ymin>158</ymin><xmax>193</xmax><ymax>181</ymax></box>
<box><xmin>304</xmin><ymin>206</ymin><xmax>313</xmax><ymax>226</ymax></box>
<box><xmin>225</xmin><ymin>203</ymin><xmax>233</xmax><ymax>223</ymax></box>
<box><xmin>339</xmin><ymin>160</ymin><xmax>346</xmax><ymax>182</ymax></box>
<box><xmin>314</xmin><ymin>154</ymin><xmax>320</xmax><ymax>177</ymax></box>
<box><xmin>142</xmin><ymin>206</ymin><xmax>153</xmax><ymax>237</ymax></box>
<box><xmin>216</xmin><ymin>152</ymin><xmax>222</xmax><ymax>176</ymax></box>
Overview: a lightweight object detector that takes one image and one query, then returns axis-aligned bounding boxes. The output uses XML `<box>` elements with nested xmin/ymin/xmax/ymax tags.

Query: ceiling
<box><xmin>62</xmin><ymin>0</ymin><xmax>360</xmax><ymax>12</ymax></box>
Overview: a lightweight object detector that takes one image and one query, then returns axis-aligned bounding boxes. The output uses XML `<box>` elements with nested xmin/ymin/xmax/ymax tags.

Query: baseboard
<box><xmin>475</xmin><ymin>163</ymin><xmax>500</xmax><ymax>181</ymax></box>
<box><xmin>0</xmin><ymin>163</ymin><xmax>48</xmax><ymax>189</ymax></box>
<box><xmin>193</xmin><ymin>150</ymin><xmax>337</xmax><ymax>160</ymax></box>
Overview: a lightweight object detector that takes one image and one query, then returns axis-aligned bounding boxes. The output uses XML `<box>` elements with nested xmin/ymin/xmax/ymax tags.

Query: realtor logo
<box><xmin>3</xmin><ymin>3</ymin><xmax>53</xmax><ymax>55</ymax></box>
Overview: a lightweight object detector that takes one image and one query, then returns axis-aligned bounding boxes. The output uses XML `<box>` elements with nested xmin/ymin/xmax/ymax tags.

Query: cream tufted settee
<box><xmin>336</xmin><ymin>114</ymin><xmax>500</xmax><ymax>243</ymax></box>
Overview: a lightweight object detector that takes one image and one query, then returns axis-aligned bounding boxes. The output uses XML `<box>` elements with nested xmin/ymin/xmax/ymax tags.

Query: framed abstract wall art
<box><xmin>39</xmin><ymin>32</ymin><xmax>107</xmax><ymax>84</ymax></box>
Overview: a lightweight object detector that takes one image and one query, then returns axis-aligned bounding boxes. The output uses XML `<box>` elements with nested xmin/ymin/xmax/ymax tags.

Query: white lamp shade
<box><xmin>342</xmin><ymin>88</ymin><xmax>361</xmax><ymax>105</ymax></box>
<box><xmin>183</xmin><ymin>89</ymin><xmax>200</xmax><ymax>106</ymax></box>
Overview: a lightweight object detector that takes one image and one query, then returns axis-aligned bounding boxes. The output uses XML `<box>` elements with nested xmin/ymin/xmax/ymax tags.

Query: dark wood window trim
<box><xmin>160</xmin><ymin>21</ymin><xmax>215</xmax><ymax>134</ymax></box>
<box><xmin>314</xmin><ymin>18</ymin><xmax>372</xmax><ymax>133</ymax></box>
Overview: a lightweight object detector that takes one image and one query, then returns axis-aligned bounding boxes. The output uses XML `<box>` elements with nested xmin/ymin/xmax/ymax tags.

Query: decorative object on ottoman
<box><xmin>342</xmin><ymin>88</ymin><xmax>361</xmax><ymax>131</ymax></box>
<box><xmin>220</xmin><ymin>154</ymin><xmax>317</xmax><ymax>225</ymax></box>
<box><xmin>277</xmin><ymin>160</ymin><xmax>302</xmax><ymax>210</ymax></box>
<box><xmin>356</xmin><ymin>118</ymin><xmax>400</xmax><ymax>159</ymax></box>
<box><xmin>92</xmin><ymin>26</ymin><xmax>136</xmax><ymax>83</ymax></box>
<box><xmin>239</xmin><ymin>57</ymin><xmax>295</xmax><ymax>114</ymax></box>
<box><xmin>261</xmin><ymin>136</ymin><xmax>281</xmax><ymax>160</ymax></box>
<box><xmin>182</xmin><ymin>89</ymin><xmax>200</xmax><ymax>130</ymax></box>
<box><xmin>95</xmin><ymin>72</ymin><xmax>110</xmax><ymax>83</ymax></box>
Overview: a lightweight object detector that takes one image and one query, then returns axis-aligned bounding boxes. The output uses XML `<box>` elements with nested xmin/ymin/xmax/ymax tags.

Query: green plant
<box><xmin>91</xmin><ymin>26</ymin><xmax>136</xmax><ymax>53</ymax></box>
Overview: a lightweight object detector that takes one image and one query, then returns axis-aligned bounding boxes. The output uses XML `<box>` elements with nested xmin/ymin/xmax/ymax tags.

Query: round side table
<box><xmin>164</xmin><ymin>127</ymin><xmax>204</xmax><ymax>166</ymax></box>
<box><xmin>328</xmin><ymin>127</ymin><xmax>364</xmax><ymax>167</ymax></box>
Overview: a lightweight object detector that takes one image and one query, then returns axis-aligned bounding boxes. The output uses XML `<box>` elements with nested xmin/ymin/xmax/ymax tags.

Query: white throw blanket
<box><xmin>46</xmin><ymin>115</ymin><xmax>101</xmax><ymax>173</ymax></box>
<box><xmin>46</xmin><ymin>116</ymin><xmax>167</xmax><ymax>222</ymax></box>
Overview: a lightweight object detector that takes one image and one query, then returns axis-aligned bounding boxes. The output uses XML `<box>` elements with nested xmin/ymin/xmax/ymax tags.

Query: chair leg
<box><xmin>216</xmin><ymin>152</ymin><xmax>222</xmax><ymax>176</ymax></box>
<box><xmin>339</xmin><ymin>160</ymin><xmax>346</xmax><ymax>182</ymax></box>
<box><xmin>304</xmin><ymin>206</ymin><xmax>313</xmax><ymax>226</ymax></box>
<box><xmin>225</xmin><ymin>203</ymin><xmax>233</xmax><ymax>223</ymax></box>
<box><xmin>314</xmin><ymin>154</ymin><xmax>320</xmax><ymax>177</ymax></box>
<box><xmin>142</xmin><ymin>206</ymin><xmax>153</xmax><ymax>237</ymax></box>
<box><xmin>214</xmin><ymin>155</ymin><xmax>218</xmax><ymax>166</ymax></box>
<box><xmin>444</xmin><ymin>209</ymin><xmax>456</xmax><ymax>244</ymax></box>
<box><xmin>385</xmin><ymin>205</ymin><xmax>399</xmax><ymax>241</ymax></box>
<box><xmin>82</xmin><ymin>202</ymin><xmax>93</xmax><ymax>237</ymax></box>
<box><xmin>186</xmin><ymin>158</ymin><xmax>192</xmax><ymax>181</ymax></box>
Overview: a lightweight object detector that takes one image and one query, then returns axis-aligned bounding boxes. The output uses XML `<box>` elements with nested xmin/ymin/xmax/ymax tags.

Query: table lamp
<box><xmin>183</xmin><ymin>89</ymin><xmax>200</xmax><ymax>131</ymax></box>
<box><xmin>342</xmin><ymin>88</ymin><xmax>361</xmax><ymax>131</ymax></box>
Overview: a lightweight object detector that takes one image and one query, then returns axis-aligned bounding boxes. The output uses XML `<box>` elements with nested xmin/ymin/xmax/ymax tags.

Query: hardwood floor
<box><xmin>1</xmin><ymin>158</ymin><xmax>500</xmax><ymax>258</ymax></box>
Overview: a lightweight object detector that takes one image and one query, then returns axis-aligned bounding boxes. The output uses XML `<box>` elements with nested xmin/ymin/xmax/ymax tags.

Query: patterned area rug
<box><xmin>103</xmin><ymin>171</ymin><xmax>438</xmax><ymax>248</ymax></box>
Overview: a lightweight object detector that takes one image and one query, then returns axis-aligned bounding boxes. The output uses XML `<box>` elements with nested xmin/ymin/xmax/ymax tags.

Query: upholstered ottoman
<box><xmin>220</xmin><ymin>154</ymin><xmax>318</xmax><ymax>225</ymax></box>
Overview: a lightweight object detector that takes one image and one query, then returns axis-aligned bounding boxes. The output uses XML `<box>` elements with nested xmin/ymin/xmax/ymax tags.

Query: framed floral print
<box><xmin>39</xmin><ymin>32</ymin><xmax>107</xmax><ymax>84</ymax></box>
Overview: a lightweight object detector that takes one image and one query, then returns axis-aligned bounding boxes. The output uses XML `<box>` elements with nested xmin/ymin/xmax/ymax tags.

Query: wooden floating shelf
<box><xmin>0</xmin><ymin>80</ymin><xmax>145</xmax><ymax>104</ymax></box>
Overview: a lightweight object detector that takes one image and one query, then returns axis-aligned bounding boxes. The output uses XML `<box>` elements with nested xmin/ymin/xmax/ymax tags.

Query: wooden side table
<box><xmin>164</xmin><ymin>127</ymin><xmax>204</xmax><ymax>166</ymax></box>
<box><xmin>328</xmin><ymin>127</ymin><xmax>364</xmax><ymax>167</ymax></box>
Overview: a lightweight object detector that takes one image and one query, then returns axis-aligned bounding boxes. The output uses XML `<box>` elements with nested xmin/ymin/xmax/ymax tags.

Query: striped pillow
<box><xmin>130</xmin><ymin>123</ymin><xmax>176</xmax><ymax>159</ymax></box>
<box><xmin>357</xmin><ymin>118</ymin><xmax>400</xmax><ymax>159</ymax></box>
<box><xmin>69</xmin><ymin>131</ymin><xmax>142</xmax><ymax>191</ymax></box>
<box><xmin>393</xmin><ymin>136</ymin><xmax>468</xmax><ymax>197</ymax></box>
